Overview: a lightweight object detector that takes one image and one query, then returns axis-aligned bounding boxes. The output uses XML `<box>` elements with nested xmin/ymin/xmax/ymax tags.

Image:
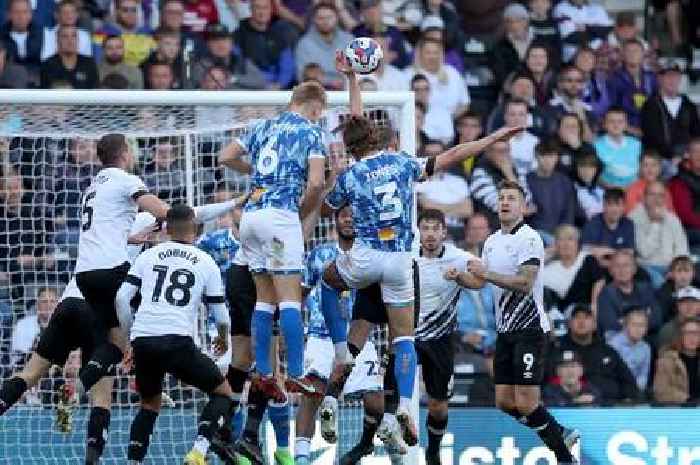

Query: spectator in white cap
<box><xmin>657</xmin><ymin>286</ymin><xmax>700</xmax><ymax>349</ymax></box>
<box><xmin>489</xmin><ymin>3</ymin><xmax>534</xmax><ymax>92</ymax></box>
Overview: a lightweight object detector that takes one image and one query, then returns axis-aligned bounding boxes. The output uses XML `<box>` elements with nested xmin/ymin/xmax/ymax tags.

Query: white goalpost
<box><xmin>0</xmin><ymin>90</ymin><xmax>420</xmax><ymax>465</ymax></box>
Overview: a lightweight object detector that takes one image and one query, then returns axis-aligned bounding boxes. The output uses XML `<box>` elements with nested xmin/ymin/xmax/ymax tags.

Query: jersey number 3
<box><xmin>374</xmin><ymin>182</ymin><xmax>402</xmax><ymax>221</ymax></box>
<box><xmin>81</xmin><ymin>191</ymin><xmax>97</xmax><ymax>232</ymax></box>
<box><xmin>152</xmin><ymin>265</ymin><xmax>195</xmax><ymax>307</ymax></box>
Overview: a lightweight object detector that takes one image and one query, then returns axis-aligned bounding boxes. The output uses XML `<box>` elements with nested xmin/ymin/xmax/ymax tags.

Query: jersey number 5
<box><xmin>152</xmin><ymin>265</ymin><xmax>195</xmax><ymax>307</ymax></box>
<box><xmin>374</xmin><ymin>181</ymin><xmax>402</xmax><ymax>221</ymax></box>
<box><xmin>81</xmin><ymin>191</ymin><xmax>97</xmax><ymax>231</ymax></box>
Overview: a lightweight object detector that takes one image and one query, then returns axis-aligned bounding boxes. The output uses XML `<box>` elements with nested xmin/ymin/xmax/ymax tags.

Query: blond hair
<box><xmin>290</xmin><ymin>81</ymin><xmax>327</xmax><ymax>107</ymax></box>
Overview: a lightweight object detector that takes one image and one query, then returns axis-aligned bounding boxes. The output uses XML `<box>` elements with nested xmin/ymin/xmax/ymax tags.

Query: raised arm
<box><xmin>433</xmin><ymin>126</ymin><xmax>524</xmax><ymax>173</ymax></box>
<box><xmin>219</xmin><ymin>140</ymin><xmax>252</xmax><ymax>174</ymax></box>
<box><xmin>136</xmin><ymin>194</ymin><xmax>170</xmax><ymax>220</ymax></box>
<box><xmin>335</xmin><ymin>50</ymin><xmax>362</xmax><ymax>116</ymax></box>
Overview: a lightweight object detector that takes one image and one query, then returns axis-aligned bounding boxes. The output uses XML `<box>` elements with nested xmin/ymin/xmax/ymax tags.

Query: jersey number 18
<box><xmin>151</xmin><ymin>265</ymin><xmax>195</xmax><ymax>307</ymax></box>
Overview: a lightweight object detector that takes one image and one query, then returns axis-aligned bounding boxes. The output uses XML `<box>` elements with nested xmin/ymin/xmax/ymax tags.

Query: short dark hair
<box><xmin>102</xmin><ymin>34</ymin><xmax>123</xmax><ymax>46</ymax></box>
<box><xmin>342</xmin><ymin>115</ymin><xmax>381</xmax><ymax>158</ymax></box>
<box><xmin>454</xmin><ymin>109</ymin><xmax>482</xmax><ymax>127</ymax></box>
<box><xmin>641</xmin><ymin>148</ymin><xmax>662</xmax><ymax>162</ymax></box>
<box><xmin>166</xmin><ymin>204</ymin><xmax>195</xmax><ymax>235</ymax></box>
<box><xmin>603</xmin><ymin>187</ymin><xmax>625</xmax><ymax>203</ymax></box>
<box><xmin>670</xmin><ymin>255</ymin><xmax>694</xmax><ymax>270</ymax></box>
<box><xmin>97</xmin><ymin>133</ymin><xmax>128</xmax><ymax>166</ymax></box>
<box><xmin>100</xmin><ymin>72</ymin><xmax>130</xmax><ymax>89</ymax></box>
<box><xmin>418</xmin><ymin>208</ymin><xmax>446</xmax><ymax>227</ymax></box>
<box><xmin>558</xmin><ymin>65</ymin><xmax>582</xmax><ymax>81</ymax></box>
<box><xmin>535</xmin><ymin>138</ymin><xmax>560</xmax><ymax>157</ymax></box>
<box><xmin>575</xmin><ymin>147</ymin><xmax>599</xmax><ymax>167</ymax></box>
<box><xmin>410</xmin><ymin>73</ymin><xmax>429</xmax><ymax>88</ymax></box>
<box><xmin>504</xmin><ymin>97</ymin><xmax>528</xmax><ymax>112</ymax></box>
<box><xmin>312</xmin><ymin>1</ymin><xmax>338</xmax><ymax>16</ymax></box>
<box><xmin>497</xmin><ymin>179</ymin><xmax>527</xmax><ymax>198</ymax></box>
<box><xmin>37</xmin><ymin>287</ymin><xmax>58</xmax><ymax>299</ymax></box>
<box><xmin>605</xmin><ymin>105</ymin><xmax>627</xmax><ymax>117</ymax></box>
<box><xmin>623</xmin><ymin>38</ymin><xmax>644</xmax><ymax>49</ymax></box>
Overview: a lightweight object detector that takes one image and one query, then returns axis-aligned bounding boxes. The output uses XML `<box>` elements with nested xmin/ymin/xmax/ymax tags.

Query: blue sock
<box><xmin>230</xmin><ymin>406</ymin><xmax>245</xmax><ymax>439</ymax></box>
<box><xmin>268</xmin><ymin>401</ymin><xmax>290</xmax><ymax>448</ymax></box>
<box><xmin>320</xmin><ymin>280</ymin><xmax>347</xmax><ymax>344</ymax></box>
<box><xmin>393</xmin><ymin>337</ymin><xmax>417</xmax><ymax>402</ymax></box>
<box><xmin>252</xmin><ymin>303</ymin><xmax>275</xmax><ymax>376</ymax></box>
<box><xmin>279</xmin><ymin>302</ymin><xmax>304</xmax><ymax>377</ymax></box>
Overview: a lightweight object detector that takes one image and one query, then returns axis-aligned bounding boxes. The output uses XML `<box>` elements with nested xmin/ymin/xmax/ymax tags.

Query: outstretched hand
<box><xmin>335</xmin><ymin>50</ymin><xmax>354</xmax><ymax>77</ymax></box>
<box><xmin>492</xmin><ymin>125</ymin><xmax>525</xmax><ymax>142</ymax></box>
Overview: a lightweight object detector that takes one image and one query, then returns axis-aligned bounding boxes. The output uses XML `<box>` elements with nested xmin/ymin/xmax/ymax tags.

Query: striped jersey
<box><xmin>236</xmin><ymin>111</ymin><xmax>326</xmax><ymax>213</ymax></box>
<box><xmin>481</xmin><ymin>222</ymin><xmax>550</xmax><ymax>333</ymax></box>
<box><xmin>415</xmin><ymin>244</ymin><xmax>475</xmax><ymax>341</ymax></box>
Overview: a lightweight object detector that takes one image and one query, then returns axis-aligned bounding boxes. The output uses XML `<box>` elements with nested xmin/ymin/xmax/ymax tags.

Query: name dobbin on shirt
<box><xmin>158</xmin><ymin>248</ymin><xmax>200</xmax><ymax>265</ymax></box>
<box><xmin>367</xmin><ymin>164</ymin><xmax>400</xmax><ymax>181</ymax></box>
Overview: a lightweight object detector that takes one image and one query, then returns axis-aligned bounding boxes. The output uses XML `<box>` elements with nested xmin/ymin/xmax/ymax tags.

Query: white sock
<box><xmin>399</xmin><ymin>397</ymin><xmax>412</xmax><ymax>412</ymax></box>
<box><xmin>295</xmin><ymin>437</ymin><xmax>311</xmax><ymax>458</ymax></box>
<box><xmin>193</xmin><ymin>435</ymin><xmax>210</xmax><ymax>455</ymax></box>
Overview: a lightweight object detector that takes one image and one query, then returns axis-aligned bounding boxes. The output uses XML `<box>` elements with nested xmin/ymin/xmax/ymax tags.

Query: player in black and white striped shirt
<box><xmin>467</xmin><ymin>180</ymin><xmax>580</xmax><ymax>465</ymax></box>
<box><xmin>414</xmin><ymin>209</ymin><xmax>483</xmax><ymax>465</ymax></box>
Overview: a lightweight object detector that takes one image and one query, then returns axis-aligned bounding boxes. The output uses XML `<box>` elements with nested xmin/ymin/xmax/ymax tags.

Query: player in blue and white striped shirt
<box><xmin>320</xmin><ymin>51</ymin><xmax>524</xmax><ymax>446</ymax></box>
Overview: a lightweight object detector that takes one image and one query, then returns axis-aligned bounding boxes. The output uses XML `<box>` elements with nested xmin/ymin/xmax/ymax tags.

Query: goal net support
<box><xmin>0</xmin><ymin>90</ymin><xmax>418</xmax><ymax>465</ymax></box>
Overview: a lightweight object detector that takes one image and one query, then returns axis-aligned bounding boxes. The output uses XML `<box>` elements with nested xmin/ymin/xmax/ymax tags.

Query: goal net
<box><xmin>0</xmin><ymin>90</ymin><xmax>416</xmax><ymax>465</ymax></box>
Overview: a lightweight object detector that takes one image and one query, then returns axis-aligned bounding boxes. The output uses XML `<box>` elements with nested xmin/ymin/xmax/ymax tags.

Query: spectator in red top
<box><xmin>669</xmin><ymin>139</ymin><xmax>700</xmax><ymax>250</ymax></box>
<box><xmin>183</xmin><ymin>0</ymin><xmax>219</xmax><ymax>33</ymax></box>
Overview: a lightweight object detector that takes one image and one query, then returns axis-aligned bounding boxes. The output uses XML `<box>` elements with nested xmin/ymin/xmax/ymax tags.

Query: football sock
<box><xmin>127</xmin><ymin>408</ymin><xmax>159</xmax><ymax>461</ymax></box>
<box><xmin>251</xmin><ymin>303</ymin><xmax>275</xmax><ymax>376</ymax></box>
<box><xmin>279</xmin><ymin>302</ymin><xmax>304</xmax><ymax>377</ymax></box>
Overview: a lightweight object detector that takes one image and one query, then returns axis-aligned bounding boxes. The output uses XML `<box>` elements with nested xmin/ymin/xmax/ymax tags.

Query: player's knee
<box><xmin>321</xmin><ymin>263</ymin><xmax>345</xmax><ymax>290</ymax></box>
<box><xmin>427</xmin><ymin>399</ymin><xmax>448</xmax><ymax>419</ymax></box>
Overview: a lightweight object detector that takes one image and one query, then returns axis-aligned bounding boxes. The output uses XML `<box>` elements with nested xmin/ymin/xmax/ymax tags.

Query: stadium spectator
<box><xmin>543</xmin><ymin>224</ymin><xmax>602</xmax><ymax>312</ymax></box>
<box><xmin>604</xmin><ymin>12</ymin><xmax>653</xmax><ymax>72</ymax></box>
<box><xmin>459</xmin><ymin>212</ymin><xmax>490</xmax><ymax>257</ymax></box>
<box><xmin>607</xmin><ymin>39</ymin><xmax>657</xmax><ymax>133</ymax></box>
<box><xmin>528</xmin><ymin>0</ymin><xmax>562</xmax><ymax>64</ymax></box>
<box><xmin>668</xmin><ymin>139</ymin><xmax>700</xmax><ymax>249</ymax></box>
<box><xmin>417</xmin><ymin>15</ymin><xmax>463</xmax><ymax>73</ymax></box>
<box><xmin>416</xmin><ymin>144</ymin><xmax>473</xmax><ymax>239</ymax></box>
<box><xmin>198</xmin><ymin>64</ymin><xmax>230</xmax><ymax>90</ymax></box>
<box><xmin>40</xmin><ymin>0</ymin><xmax>91</xmax><ymax>62</ymax></box>
<box><xmin>487</xmin><ymin>73</ymin><xmax>556</xmax><ymax>140</ymax></box>
<box><xmin>159</xmin><ymin>0</ymin><xmax>205</xmax><ymax>56</ymax></box>
<box><xmin>548</xmin><ymin>65</ymin><xmax>595</xmax><ymax>135</ymax></box>
<box><xmin>504</xmin><ymin>98</ymin><xmax>539</xmax><ymax>177</ymax></box>
<box><xmin>0</xmin><ymin>0</ymin><xmax>55</xmax><ymax>30</ymax></box>
<box><xmin>40</xmin><ymin>25</ymin><xmax>98</xmax><ymax>89</ymax></box>
<box><xmin>410</xmin><ymin>73</ymin><xmax>452</xmax><ymax>145</ymax></box>
<box><xmin>572</xmin><ymin>149</ymin><xmax>603</xmax><ymax>222</ymax></box>
<box><xmin>455</xmin><ymin>284</ymin><xmax>496</xmax><ymax>354</ymax></box>
<box><xmin>419</xmin><ymin>0</ymin><xmax>464</xmax><ymax>67</ymax></box>
<box><xmin>553</xmin><ymin>0</ymin><xmax>613</xmax><ymax>62</ymax></box>
<box><xmin>414</xmin><ymin>101</ymin><xmax>429</xmax><ymax>149</ymax></box>
<box><xmin>366</xmin><ymin>35</ymin><xmax>407</xmax><ymax>91</ymax></box>
<box><xmin>625</xmin><ymin>150</ymin><xmax>674</xmax><ymax>214</ymax></box>
<box><xmin>557</xmin><ymin>304</ymin><xmax>641</xmax><ymax>404</ymax></box>
<box><xmin>526</xmin><ymin>138</ymin><xmax>577</xmax><ymax>240</ymax></box>
<box><xmin>97</xmin><ymin>35</ymin><xmax>143</xmax><ymax>89</ymax></box>
<box><xmin>608</xmin><ymin>307</ymin><xmax>652</xmax><ymax>390</ymax></box>
<box><xmin>0</xmin><ymin>173</ymin><xmax>55</xmax><ymax>303</ymax></box>
<box><xmin>557</xmin><ymin>113</ymin><xmax>594</xmax><ymax>178</ymax></box>
<box><xmin>0</xmin><ymin>0</ymin><xmax>43</xmax><ymax>84</ymax></box>
<box><xmin>143</xmin><ymin>136</ymin><xmax>187</xmax><ymax>202</ymax></box>
<box><xmin>653</xmin><ymin>317</ymin><xmax>700</xmax><ymax>404</ymax></box>
<box><xmin>593</xmin><ymin>106</ymin><xmax>638</xmax><ymax>193</ymax></box>
<box><xmin>192</xmin><ymin>24</ymin><xmax>266</xmax><ymax>90</ymax></box>
<box><xmin>489</xmin><ymin>3</ymin><xmax>535</xmax><ymax>93</ymax></box>
<box><xmin>452</xmin><ymin>110</ymin><xmax>483</xmax><ymax>177</ymax></box>
<box><xmin>0</xmin><ymin>40</ymin><xmax>29</xmax><ymax>88</ymax></box>
<box><xmin>641</xmin><ymin>61</ymin><xmax>700</xmax><ymax>165</ymax></box>
<box><xmin>596</xmin><ymin>250</ymin><xmax>663</xmax><ymax>339</ymax></box>
<box><xmin>656</xmin><ymin>256</ymin><xmax>696</xmax><ymax>323</ymax></box>
<box><xmin>294</xmin><ymin>3</ymin><xmax>353</xmax><ymax>90</ymax></box>
<box><xmin>406</xmin><ymin>38</ymin><xmax>469</xmax><ymax>141</ymax></box>
<box><xmin>93</xmin><ymin>0</ymin><xmax>156</xmax><ymax>66</ymax></box>
<box><xmin>140</xmin><ymin>28</ymin><xmax>183</xmax><ymax>89</ymax></box>
<box><xmin>629</xmin><ymin>181</ymin><xmax>688</xmax><ymax>284</ymax></box>
<box><xmin>574</xmin><ymin>46</ymin><xmax>612</xmax><ymax>121</ymax></box>
<box><xmin>234</xmin><ymin>0</ymin><xmax>295</xmax><ymax>89</ymax></box>
<box><xmin>9</xmin><ymin>287</ymin><xmax>57</xmax><ymax>367</ymax></box>
<box><xmin>519</xmin><ymin>43</ymin><xmax>556</xmax><ymax>106</ymax></box>
<box><xmin>182</xmin><ymin>0</ymin><xmax>219</xmax><ymax>34</ymax></box>
<box><xmin>144</xmin><ymin>60</ymin><xmax>175</xmax><ymax>90</ymax></box>
<box><xmin>544</xmin><ymin>350</ymin><xmax>601</xmax><ymax>406</ymax></box>
<box><xmin>470</xmin><ymin>140</ymin><xmax>524</xmax><ymax>226</ymax></box>
<box><xmin>657</xmin><ymin>286</ymin><xmax>700</xmax><ymax>350</ymax></box>
<box><xmin>352</xmin><ymin>0</ymin><xmax>410</xmax><ymax>69</ymax></box>
<box><xmin>581</xmin><ymin>188</ymin><xmax>634</xmax><ymax>264</ymax></box>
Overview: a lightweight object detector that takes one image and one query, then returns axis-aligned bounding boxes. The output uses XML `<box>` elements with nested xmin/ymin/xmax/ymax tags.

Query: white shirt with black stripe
<box><xmin>126</xmin><ymin>241</ymin><xmax>227</xmax><ymax>340</ymax></box>
<box><xmin>415</xmin><ymin>244</ymin><xmax>476</xmax><ymax>341</ymax></box>
<box><xmin>75</xmin><ymin>167</ymin><xmax>149</xmax><ymax>273</ymax></box>
<box><xmin>481</xmin><ymin>222</ymin><xmax>550</xmax><ymax>333</ymax></box>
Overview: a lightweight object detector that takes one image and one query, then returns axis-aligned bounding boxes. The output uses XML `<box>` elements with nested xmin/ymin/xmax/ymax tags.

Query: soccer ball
<box><xmin>344</xmin><ymin>37</ymin><xmax>383</xmax><ymax>74</ymax></box>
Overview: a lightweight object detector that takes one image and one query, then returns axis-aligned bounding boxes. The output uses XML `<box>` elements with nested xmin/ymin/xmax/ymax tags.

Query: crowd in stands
<box><xmin>1</xmin><ymin>0</ymin><xmax>700</xmax><ymax>407</ymax></box>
